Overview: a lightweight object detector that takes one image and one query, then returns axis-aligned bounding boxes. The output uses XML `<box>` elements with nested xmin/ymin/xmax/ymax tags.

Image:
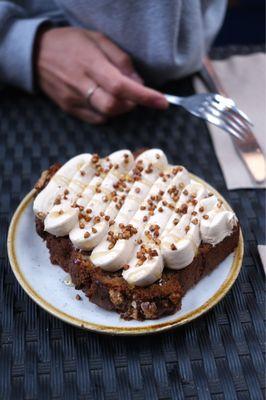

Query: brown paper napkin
<box><xmin>194</xmin><ymin>53</ymin><xmax>266</xmax><ymax>189</ymax></box>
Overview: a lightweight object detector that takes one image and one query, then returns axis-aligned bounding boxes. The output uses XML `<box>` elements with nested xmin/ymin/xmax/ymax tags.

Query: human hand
<box><xmin>35</xmin><ymin>27</ymin><xmax>168</xmax><ymax>124</ymax></box>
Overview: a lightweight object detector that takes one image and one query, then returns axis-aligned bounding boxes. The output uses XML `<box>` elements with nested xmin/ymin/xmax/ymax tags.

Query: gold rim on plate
<box><xmin>7</xmin><ymin>174</ymin><xmax>244</xmax><ymax>335</ymax></box>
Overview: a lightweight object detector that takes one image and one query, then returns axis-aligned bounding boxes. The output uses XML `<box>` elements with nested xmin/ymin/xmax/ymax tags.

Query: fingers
<box><xmin>37</xmin><ymin>26</ymin><xmax>168</xmax><ymax>126</ymax></box>
<box><xmin>90</xmin><ymin>87</ymin><xmax>135</xmax><ymax>116</ymax></box>
<box><xmin>40</xmin><ymin>74</ymin><xmax>106</xmax><ymax>124</ymax></box>
<box><xmin>88</xmin><ymin>31</ymin><xmax>143</xmax><ymax>83</ymax></box>
<box><xmin>87</xmin><ymin>87</ymin><xmax>136</xmax><ymax>117</ymax></box>
<box><xmin>80</xmin><ymin>39</ymin><xmax>168</xmax><ymax>109</ymax></box>
<box><xmin>98</xmin><ymin>68</ymin><xmax>168</xmax><ymax>109</ymax></box>
<box><xmin>70</xmin><ymin>106</ymin><xmax>107</xmax><ymax>124</ymax></box>
<box><xmin>75</xmin><ymin>77</ymin><xmax>136</xmax><ymax>117</ymax></box>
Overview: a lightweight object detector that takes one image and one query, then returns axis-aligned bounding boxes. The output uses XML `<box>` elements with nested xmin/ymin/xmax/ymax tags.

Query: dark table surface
<box><xmin>0</xmin><ymin>46</ymin><xmax>265</xmax><ymax>400</ymax></box>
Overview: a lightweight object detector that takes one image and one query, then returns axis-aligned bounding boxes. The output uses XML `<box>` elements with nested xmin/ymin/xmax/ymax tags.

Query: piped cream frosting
<box><xmin>34</xmin><ymin>149</ymin><xmax>238</xmax><ymax>287</ymax></box>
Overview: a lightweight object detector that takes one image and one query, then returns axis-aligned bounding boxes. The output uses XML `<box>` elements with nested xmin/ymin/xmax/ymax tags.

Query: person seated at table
<box><xmin>0</xmin><ymin>0</ymin><xmax>226</xmax><ymax>124</ymax></box>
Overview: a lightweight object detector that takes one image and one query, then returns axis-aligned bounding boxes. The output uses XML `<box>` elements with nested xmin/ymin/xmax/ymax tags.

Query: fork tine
<box><xmin>202</xmin><ymin>110</ymin><xmax>244</xmax><ymax>141</ymax></box>
<box><xmin>213</xmin><ymin>94</ymin><xmax>253</xmax><ymax>126</ymax></box>
<box><xmin>211</xmin><ymin>100</ymin><xmax>252</xmax><ymax>136</ymax></box>
<box><xmin>203</xmin><ymin>102</ymin><xmax>246</xmax><ymax>140</ymax></box>
<box><xmin>207</xmin><ymin>103</ymin><xmax>248</xmax><ymax>139</ymax></box>
<box><xmin>231</xmin><ymin>106</ymin><xmax>254</xmax><ymax>126</ymax></box>
<box><xmin>222</xmin><ymin>118</ymin><xmax>246</xmax><ymax>141</ymax></box>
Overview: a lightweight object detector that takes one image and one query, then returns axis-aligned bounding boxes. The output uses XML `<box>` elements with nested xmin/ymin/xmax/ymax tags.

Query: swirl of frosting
<box><xmin>90</xmin><ymin>149</ymin><xmax>169</xmax><ymax>270</ymax></box>
<box><xmin>34</xmin><ymin>149</ymin><xmax>238</xmax><ymax>286</ymax></box>
<box><xmin>33</xmin><ymin>153</ymin><xmax>92</xmax><ymax>218</ymax></box>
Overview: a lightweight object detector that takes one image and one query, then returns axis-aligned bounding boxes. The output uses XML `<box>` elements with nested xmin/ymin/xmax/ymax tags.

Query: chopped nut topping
<box><xmin>171</xmin><ymin>243</ymin><xmax>177</xmax><ymax>251</ymax></box>
<box><xmin>92</xmin><ymin>227</ymin><xmax>97</xmax><ymax>233</ymax></box>
<box><xmin>180</xmin><ymin>203</ymin><xmax>188</xmax><ymax>214</ymax></box>
<box><xmin>92</xmin><ymin>154</ymin><xmax>100</xmax><ymax>164</ymax></box>
<box><xmin>185</xmin><ymin>225</ymin><xmax>190</xmax><ymax>233</ymax></box>
<box><xmin>135</xmin><ymin>187</ymin><xmax>140</xmax><ymax>193</ymax></box>
<box><xmin>203</xmin><ymin>215</ymin><xmax>209</xmax><ymax>220</ymax></box>
<box><xmin>217</xmin><ymin>200</ymin><xmax>223</xmax><ymax>208</ymax></box>
<box><xmin>54</xmin><ymin>196</ymin><xmax>61</xmax><ymax>205</ymax></box>
<box><xmin>192</xmin><ymin>218</ymin><xmax>198</xmax><ymax>225</ymax></box>
<box><xmin>84</xmin><ymin>232</ymin><xmax>90</xmax><ymax>238</ymax></box>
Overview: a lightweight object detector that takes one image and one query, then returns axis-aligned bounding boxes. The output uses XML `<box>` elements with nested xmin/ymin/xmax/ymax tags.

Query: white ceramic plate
<box><xmin>7</xmin><ymin>174</ymin><xmax>243</xmax><ymax>335</ymax></box>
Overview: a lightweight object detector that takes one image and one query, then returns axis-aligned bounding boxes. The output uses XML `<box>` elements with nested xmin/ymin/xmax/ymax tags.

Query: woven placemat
<box><xmin>0</xmin><ymin>47</ymin><xmax>265</xmax><ymax>400</ymax></box>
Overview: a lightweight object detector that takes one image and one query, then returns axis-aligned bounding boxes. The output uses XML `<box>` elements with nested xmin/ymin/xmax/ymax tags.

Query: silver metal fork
<box><xmin>165</xmin><ymin>92</ymin><xmax>253</xmax><ymax>141</ymax></box>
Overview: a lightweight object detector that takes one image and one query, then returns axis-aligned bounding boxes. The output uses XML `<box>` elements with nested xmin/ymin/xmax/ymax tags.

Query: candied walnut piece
<box><xmin>109</xmin><ymin>289</ymin><xmax>124</xmax><ymax>306</ymax></box>
<box><xmin>140</xmin><ymin>302</ymin><xmax>157</xmax><ymax>319</ymax></box>
<box><xmin>92</xmin><ymin>153</ymin><xmax>100</xmax><ymax>164</ymax></box>
<box><xmin>169</xmin><ymin>293</ymin><xmax>180</xmax><ymax>305</ymax></box>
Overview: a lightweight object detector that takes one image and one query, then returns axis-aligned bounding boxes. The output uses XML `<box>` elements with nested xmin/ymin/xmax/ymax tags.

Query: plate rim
<box><xmin>7</xmin><ymin>174</ymin><xmax>244</xmax><ymax>335</ymax></box>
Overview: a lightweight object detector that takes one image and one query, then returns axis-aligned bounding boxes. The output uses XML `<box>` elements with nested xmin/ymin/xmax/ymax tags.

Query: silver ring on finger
<box><xmin>85</xmin><ymin>83</ymin><xmax>99</xmax><ymax>104</ymax></box>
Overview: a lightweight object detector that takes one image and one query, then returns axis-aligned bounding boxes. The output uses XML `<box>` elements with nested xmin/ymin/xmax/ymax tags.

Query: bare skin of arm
<box><xmin>35</xmin><ymin>27</ymin><xmax>168</xmax><ymax>124</ymax></box>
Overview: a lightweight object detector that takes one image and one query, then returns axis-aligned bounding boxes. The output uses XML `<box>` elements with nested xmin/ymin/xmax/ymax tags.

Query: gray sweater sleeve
<box><xmin>0</xmin><ymin>0</ymin><xmax>226</xmax><ymax>91</ymax></box>
<box><xmin>0</xmin><ymin>2</ymin><xmax>50</xmax><ymax>92</ymax></box>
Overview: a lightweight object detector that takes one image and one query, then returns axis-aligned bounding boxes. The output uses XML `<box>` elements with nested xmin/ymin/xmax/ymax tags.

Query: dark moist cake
<box><xmin>33</xmin><ymin>151</ymin><xmax>240</xmax><ymax>321</ymax></box>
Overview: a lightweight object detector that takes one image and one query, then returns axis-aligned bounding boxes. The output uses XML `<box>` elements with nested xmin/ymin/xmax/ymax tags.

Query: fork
<box><xmin>165</xmin><ymin>92</ymin><xmax>253</xmax><ymax>141</ymax></box>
